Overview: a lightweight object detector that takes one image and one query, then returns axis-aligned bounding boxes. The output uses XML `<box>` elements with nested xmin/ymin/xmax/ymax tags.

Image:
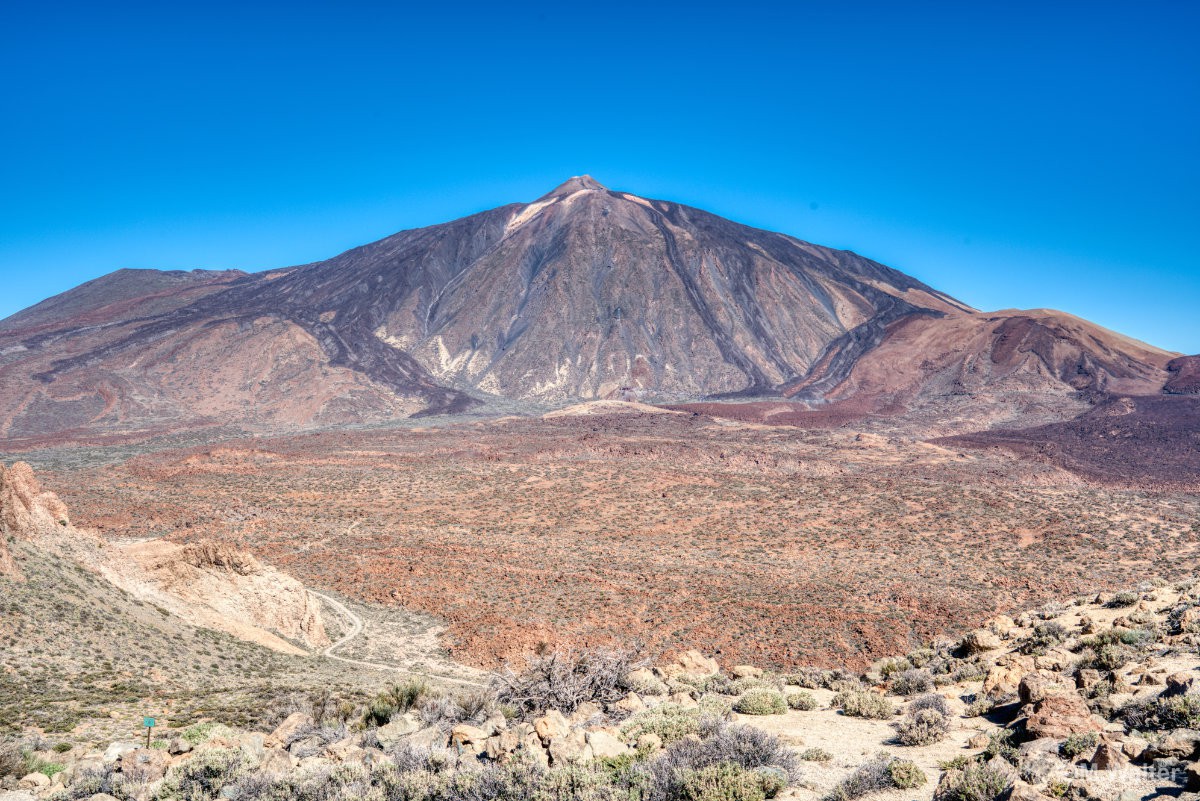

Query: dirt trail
<box><xmin>310</xmin><ymin>589</ymin><xmax>483</xmax><ymax>688</ymax></box>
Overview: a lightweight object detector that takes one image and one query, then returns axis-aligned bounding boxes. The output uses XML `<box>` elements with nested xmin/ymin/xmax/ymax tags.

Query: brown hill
<box><xmin>0</xmin><ymin>178</ymin><xmax>1177</xmax><ymax>441</ymax></box>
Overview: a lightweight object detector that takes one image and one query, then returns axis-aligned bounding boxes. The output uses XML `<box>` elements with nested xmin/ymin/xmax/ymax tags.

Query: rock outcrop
<box><xmin>0</xmin><ymin>461</ymin><xmax>74</xmax><ymax>579</ymax></box>
<box><xmin>0</xmin><ymin>460</ymin><xmax>327</xmax><ymax>653</ymax></box>
<box><xmin>108</xmin><ymin>538</ymin><xmax>329</xmax><ymax>652</ymax></box>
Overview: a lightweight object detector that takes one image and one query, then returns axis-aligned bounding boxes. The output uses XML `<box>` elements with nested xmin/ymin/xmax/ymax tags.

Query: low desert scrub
<box><xmin>931</xmin><ymin>761</ymin><xmax>1012</xmax><ymax>801</ymax></box>
<box><xmin>894</xmin><ymin>708</ymin><xmax>949</xmax><ymax>746</ymax></box>
<box><xmin>824</xmin><ymin>753</ymin><xmax>925</xmax><ymax>800</ymax></box>
<box><xmin>785</xmin><ymin>691</ymin><xmax>816</xmax><ymax>711</ymax></box>
<box><xmin>963</xmin><ymin>697</ymin><xmax>994</xmax><ymax>718</ymax></box>
<box><xmin>491</xmin><ymin>646</ymin><xmax>644</xmax><ymax>718</ymax></box>
<box><xmin>1105</xmin><ymin>591</ymin><xmax>1140</xmax><ymax>608</ymax></box>
<box><xmin>1121</xmin><ymin>692</ymin><xmax>1200</xmax><ymax>731</ymax></box>
<box><xmin>620</xmin><ymin>704</ymin><xmax>705</xmax><ymax>745</ymax></box>
<box><xmin>890</xmin><ymin>668</ymin><xmax>933</xmax><ymax>696</ymax></box>
<box><xmin>732</xmin><ymin>689</ymin><xmax>787</xmax><ymax>715</ymax></box>
<box><xmin>910</xmin><ymin>693</ymin><xmax>950</xmax><ymax>716</ymax></box>
<box><xmin>1020</xmin><ymin>622</ymin><xmax>1069</xmax><ymax>655</ymax></box>
<box><xmin>676</xmin><ymin>763</ymin><xmax>784</xmax><ymax>801</ymax></box>
<box><xmin>798</xmin><ymin>747</ymin><xmax>832</xmax><ymax>762</ymax></box>
<box><xmin>1059</xmin><ymin>731</ymin><xmax>1099</xmax><ymax>759</ymax></box>
<box><xmin>158</xmin><ymin>748</ymin><xmax>249</xmax><ymax>800</ymax></box>
<box><xmin>832</xmin><ymin>690</ymin><xmax>895</xmax><ymax>719</ymax></box>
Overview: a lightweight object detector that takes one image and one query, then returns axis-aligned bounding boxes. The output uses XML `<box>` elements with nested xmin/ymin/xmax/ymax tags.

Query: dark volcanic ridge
<box><xmin>939</xmin><ymin>394</ymin><xmax>1200</xmax><ymax>490</ymax></box>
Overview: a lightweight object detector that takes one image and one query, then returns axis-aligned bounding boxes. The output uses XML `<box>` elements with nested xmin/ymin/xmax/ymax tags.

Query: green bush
<box><xmin>678</xmin><ymin>763</ymin><xmax>773</xmax><ymax>801</ymax></box>
<box><xmin>878</xmin><ymin>658</ymin><xmax>912</xmax><ymax>679</ymax></box>
<box><xmin>180</xmin><ymin>721</ymin><xmax>229</xmax><ymax>745</ymax></box>
<box><xmin>832</xmin><ymin>690</ymin><xmax>895</xmax><ymax>720</ymax></box>
<box><xmin>932</xmin><ymin>762</ymin><xmax>1012</xmax><ymax>801</ymax></box>
<box><xmin>799</xmin><ymin>747</ymin><xmax>832</xmax><ymax>762</ymax></box>
<box><xmin>894</xmin><ymin>709</ymin><xmax>949</xmax><ymax>746</ymax></box>
<box><xmin>733</xmin><ymin>689</ymin><xmax>787</xmax><ymax>716</ymax></box>
<box><xmin>619</xmin><ymin>704</ymin><xmax>701</xmax><ymax>745</ymax></box>
<box><xmin>887</xmin><ymin>759</ymin><xmax>927</xmax><ymax>790</ymax></box>
<box><xmin>785</xmin><ymin>691</ymin><xmax>816</xmax><ymax>711</ymax></box>
<box><xmin>158</xmin><ymin>748</ymin><xmax>248</xmax><ymax>800</ymax></box>
<box><xmin>1059</xmin><ymin>731</ymin><xmax>1099</xmax><ymax>759</ymax></box>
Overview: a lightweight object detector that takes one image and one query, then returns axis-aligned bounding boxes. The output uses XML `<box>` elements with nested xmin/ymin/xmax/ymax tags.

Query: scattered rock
<box><xmin>636</xmin><ymin>733</ymin><xmax>662</xmax><ymax>753</ymax></box>
<box><xmin>612</xmin><ymin>693</ymin><xmax>646</xmax><ymax>714</ymax></box>
<box><xmin>1019</xmin><ymin>673</ymin><xmax>1050</xmax><ymax>705</ymax></box>
<box><xmin>1167</xmin><ymin>672</ymin><xmax>1196</xmax><ymax>696</ymax></box>
<box><xmin>534</xmin><ymin>710</ymin><xmax>571</xmax><ymax>745</ymax></box>
<box><xmin>168</xmin><ymin>737</ymin><xmax>193</xmax><ymax>755</ymax></box>
<box><xmin>259</xmin><ymin>747</ymin><xmax>295</xmax><ymax>774</ymax></box>
<box><xmin>661</xmin><ymin>650</ymin><xmax>719</xmax><ymax>679</ymax></box>
<box><xmin>15</xmin><ymin>775</ymin><xmax>48</xmax><ymax>792</ymax></box>
<box><xmin>729</xmin><ymin>665</ymin><xmax>762</xmax><ymax>679</ymax></box>
<box><xmin>118</xmin><ymin>748</ymin><xmax>170</xmax><ymax>781</ymax></box>
<box><xmin>450</xmin><ymin>724</ymin><xmax>488</xmax><ymax>755</ymax></box>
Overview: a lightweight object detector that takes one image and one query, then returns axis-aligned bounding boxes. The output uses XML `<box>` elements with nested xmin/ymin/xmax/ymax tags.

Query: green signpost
<box><xmin>143</xmin><ymin>717</ymin><xmax>155</xmax><ymax>748</ymax></box>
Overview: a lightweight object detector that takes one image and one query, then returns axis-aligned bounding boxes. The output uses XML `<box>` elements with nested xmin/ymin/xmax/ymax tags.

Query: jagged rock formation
<box><xmin>0</xmin><ymin>177</ymin><xmax>1178</xmax><ymax>441</ymax></box>
<box><xmin>0</xmin><ymin>461</ymin><xmax>73</xmax><ymax>579</ymax></box>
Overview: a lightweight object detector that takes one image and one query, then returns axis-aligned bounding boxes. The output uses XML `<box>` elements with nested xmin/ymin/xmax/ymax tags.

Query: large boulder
<box><xmin>259</xmin><ymin>747</ymin><xmax>296</xmax><ymax>775</ymax></box>
<box><xmin>547</xmin><ymin>729</ymin><xmax>587</xmax><ymax>765</ymax></box>
<box><xmin>117</xmin><ymin>748</ymin><xmax>170</xmax><ymax>781</ymax></box>
<box><xmin>101</xmin><ymin>742</ymin><xmax>140</xmax><ymax>765</ymax></box>
<box><xmin>534</xmin><ymin>710</ymin><xmax>571</xmax><ymax>745</ymax></box>
<box><xmin>270</xmin><ymin>712</ymin><xmax>314</xmax><ymax>744</ymax></box>
<box><xmin>1023</xmin><ymin>692</ymin><xmax>1104</xmax><ymax>739</ymax></box>
<box><xmin>449</xmin><ymin>724</ymin><xmax>488</xmax><ymax>756</ymax></box>
<box><xmin>15</xmin><ymin>775</ymin><xmax>48</xmax><ymax>792</ymax></box>
<box><xmin>983</xmin><ymin>656</ymin><xmax>1034</xmax><ymax>700</ymax></box>
<box><xmin>661</xmin><ymin>650</ymin><xmax>719</xmax><ymax>679</ymax></box>
<box><xmin>961</xmin><ymin>629</ymin><xmax>1003</xmax><ymax>654</ymax></box>
<box><xmin>1090</xmin><ymin>741</ymin><xmax>1128</xmax><ymax>771</ymax></box>
<box><xmin>375</xmin><ymin>714</ymin><xmax>422</xmax><ymax>749</ymax></box>
<box><xmin>585</xmin><ymin>730</ymin><xmax>631</xmax><ymax>760</ymax></box>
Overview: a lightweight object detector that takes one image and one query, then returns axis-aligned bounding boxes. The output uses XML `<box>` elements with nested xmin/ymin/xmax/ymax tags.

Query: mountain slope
<box><xmin>0</xmin><ymin>177</ymin><xmax>1176</xmax><ymax>441</ymax></box>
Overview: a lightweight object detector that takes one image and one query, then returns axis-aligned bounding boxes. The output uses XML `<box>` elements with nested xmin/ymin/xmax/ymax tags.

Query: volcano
<box><xmin>0</xmin><ymin>177</ymin><xmax>1178</xmax><ymax>442</ymax></box>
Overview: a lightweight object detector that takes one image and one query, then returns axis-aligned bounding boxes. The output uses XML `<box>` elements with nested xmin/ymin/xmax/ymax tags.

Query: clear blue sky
<box><xmin>2</xmin><ymin>1</ymin><xmax>1197</xmax><ymax>352</ymax></box>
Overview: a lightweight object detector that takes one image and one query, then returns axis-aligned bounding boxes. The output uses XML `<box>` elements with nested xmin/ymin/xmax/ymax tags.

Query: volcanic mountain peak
<box><xmin>0</xmin><ymin>179</ymin><xmax>1181</xmax><ymax>442</ymax></box>
<box><xmin>540</xmin><ymin>174</ymin><xmax>608</xmax><ymax>198</ymax></box>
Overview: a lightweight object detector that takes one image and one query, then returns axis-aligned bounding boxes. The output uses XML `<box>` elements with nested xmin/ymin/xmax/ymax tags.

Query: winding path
<box><xmin>308</xmin><ymin>590</ymin><xmax>482</xmax><ymax>688</ymax></box>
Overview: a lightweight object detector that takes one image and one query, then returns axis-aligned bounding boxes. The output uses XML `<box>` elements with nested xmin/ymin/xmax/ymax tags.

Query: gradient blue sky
<box><xmin>2</xmin><ymin>1</ymin><xmax>1197</xmax><ymax>352</ymax></box>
